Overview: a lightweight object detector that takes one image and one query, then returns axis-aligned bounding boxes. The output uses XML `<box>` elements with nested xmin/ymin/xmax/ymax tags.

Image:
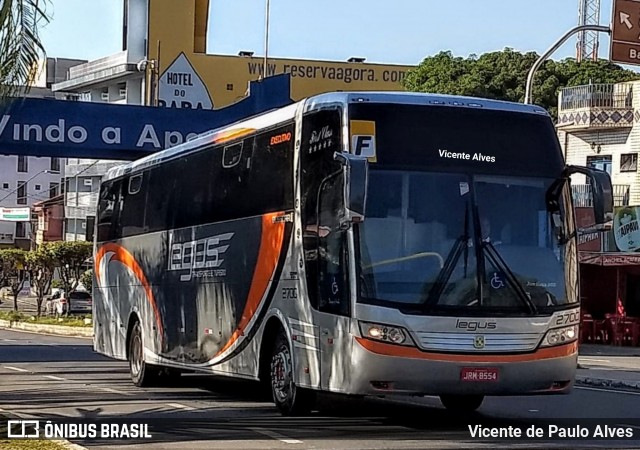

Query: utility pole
<box><xmin>262</xmin><ymin>0</ymin><xmax>271</xmax><ymax>80</ymax></box>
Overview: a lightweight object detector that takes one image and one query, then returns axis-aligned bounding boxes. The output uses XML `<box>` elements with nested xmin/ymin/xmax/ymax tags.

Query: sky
<box><xmin>40</xmin><ymin>0</ymin><xmax>625</xmax><ymax>67</ymax></box>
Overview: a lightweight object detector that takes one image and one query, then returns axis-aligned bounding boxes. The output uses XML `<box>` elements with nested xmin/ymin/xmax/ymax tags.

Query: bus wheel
<box><xmin>129</xmin><ymin>322</ymin><xmax>159</xmax><ymax>387</ymax></box>
<box><xmin>439</xmin><ymin>394</ymin><xmax>484</xmax><ymax>413</ymax></box>
<box><xmin>270</xmin><ymin>332</ymin><xmax>315</xmax><ymax>416</ymax></box>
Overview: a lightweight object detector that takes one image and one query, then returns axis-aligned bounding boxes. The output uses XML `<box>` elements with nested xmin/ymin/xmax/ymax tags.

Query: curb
<box><xmin>0</xmin><ymin>319</ymin><xmax>93</xmax><ymax>338</ymax></box>
<box><xmin>575</xmin><ymin>376</ymin><xmax>640</xmax><ymax>392</ymax></box>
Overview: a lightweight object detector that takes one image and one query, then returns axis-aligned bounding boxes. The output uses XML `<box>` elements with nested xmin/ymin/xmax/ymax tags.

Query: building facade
<box><xmin>558</xmin><ymin>81</ymin><xmax>640</xmax><ymax>321</ymax></box>
<box><xmin>32</xmin><ymin>194</ymin><xmax>64</xmax><ymax>245</ymax></box>
<box><xmin>0</xmin><ymin>155</ymin><xmax>65</xmax><ymax>249</ymax></box>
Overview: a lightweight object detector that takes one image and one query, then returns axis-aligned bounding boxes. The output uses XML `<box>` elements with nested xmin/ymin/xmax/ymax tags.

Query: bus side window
<box><xmin>317</xmin><ymin>173</ymin><xmax>350</xmax><ymax>316</ymax></box>
<box><xmin>97</xmin><ymin>180</ymin><xmax>123</xmax><ymax>242</ymax></box>
<box><xmin>121</xmin><ymin>173</ymin><xmax>146</xmax><ymax>238</ymax></box>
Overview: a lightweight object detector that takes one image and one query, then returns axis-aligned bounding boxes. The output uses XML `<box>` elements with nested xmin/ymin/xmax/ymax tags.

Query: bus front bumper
<box><xmin>348</xmin><ymin>337</ymin><xmax>578</xmax><ymax>396</ymax></box>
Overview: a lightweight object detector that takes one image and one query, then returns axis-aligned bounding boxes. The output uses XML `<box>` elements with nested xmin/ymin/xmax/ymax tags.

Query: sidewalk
<box><xmin>577</xmin><ymin>344</ymin><xmax>640</xmax><ymax>391</ymax></box>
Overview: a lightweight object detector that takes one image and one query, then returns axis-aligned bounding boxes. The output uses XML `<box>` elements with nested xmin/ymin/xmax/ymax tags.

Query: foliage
<box><xmin>25</xmin><ymin>242</ymin><xmax>55</xmax><ymax>316</ymax></box>
<box><xmin>0</xmin><ymin>248</ymin><xmax>28</xmax><ymax>310</ymax></box>
<box><xmin>80</xmin><ymin>268</ymin><xmax>93</xmax><ymax>292</ymax></box>
<box><xmin>402</xmin><ymin>49</ymin><xmax>640</xmax><ymax>120</ymax></box>
<box><xmin>51</xmin><ymin>278</ymin><xmax>62</xmax><ymax>289</ymax></box>
<box><xmin>0</xmin><ymin>310</ymin><xmax>92</xmax><ymax>327</ymax></box>
<box><xmin>0</xmin><ymin>0</ymin><xmax>51</xmax><ymax>97</ymax></box>
<box><xmin>0</xmin><ymin>309</ymin><xmax>24</xmax><ymax>322</ymax></box>
<box><xmin>48</xmin><ymin>241</ymin><xmax>92</xmax><ymax>296</ymax></box>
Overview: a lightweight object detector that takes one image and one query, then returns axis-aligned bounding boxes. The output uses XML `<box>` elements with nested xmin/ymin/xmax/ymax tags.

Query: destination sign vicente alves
<box><xmin>439</xmin><ymin>149</ymin><xmax>496</xmax><ymax>163</ymax></box>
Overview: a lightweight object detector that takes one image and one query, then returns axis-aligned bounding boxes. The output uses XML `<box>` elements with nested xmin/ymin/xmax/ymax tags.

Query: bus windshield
<box><xmin>357</xmin><ymin>170</ymin><xmax>577</xmax><ymax>314</ymax></box>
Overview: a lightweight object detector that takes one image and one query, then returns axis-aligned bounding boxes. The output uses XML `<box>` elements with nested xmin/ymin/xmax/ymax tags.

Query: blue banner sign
<box><xmin>0</xmin><ymin>75</ymin><xmax>292</xmax><ymax>161</ymax></box>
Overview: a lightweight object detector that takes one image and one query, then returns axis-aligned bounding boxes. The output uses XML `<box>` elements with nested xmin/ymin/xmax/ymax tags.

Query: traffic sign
<box><xmin>611</xmin><ymin>0</ymin><xmax>640</xmax><ymax>65</ymax></box>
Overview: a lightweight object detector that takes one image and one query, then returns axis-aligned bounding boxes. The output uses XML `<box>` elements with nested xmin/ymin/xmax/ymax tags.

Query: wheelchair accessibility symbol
<box><xmin>490</xmin><ymin>272</ymin><xmax>505</xmax><ymax>289</ymax></box>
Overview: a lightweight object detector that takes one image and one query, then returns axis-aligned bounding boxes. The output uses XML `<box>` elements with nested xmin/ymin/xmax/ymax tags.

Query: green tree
<box><xmin>25</xmin><ymin>243</ymin><xmax>56</xmax><ymax>316</ymax></box>
<box><xmin>48</xmin><ymin>241</ymin><xmax>92</xmax><ymax>297</ymax></box>
<box><xmin>0</xmin><ymin>249</ymin><xmax>28</xmax><ymax>311</ymax></box>
<box><xmin>80</xmin><ymin>268</ymin><xmax>92</xmax><ymax>293</ymax></box>
<box><xmin>0</xmin><ymin>0</ymin><xmax>50</xmax><ymax>97</ymax></box>
<box><xmin>403</xmin><ymin>48</ymin><xmax>640</xmax><ymax>120</ymax></box>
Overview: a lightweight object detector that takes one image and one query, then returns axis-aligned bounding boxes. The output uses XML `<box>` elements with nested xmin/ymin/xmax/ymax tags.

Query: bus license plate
<box><xmin>460</xmin><ymin>368</ymin><xmax>499</xmax><ymax>382</ymax></box>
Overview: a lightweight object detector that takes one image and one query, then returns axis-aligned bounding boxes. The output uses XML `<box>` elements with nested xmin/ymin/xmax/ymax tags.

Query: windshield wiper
<box><xmin>482</xmin><ymin>241</ymin><xmax>537</xmax><ymax>314</ymax></box>
<box><xmin>424</xmin><ymin>206</ymin><xmax>469</xmax><ymax>308</ymax></box>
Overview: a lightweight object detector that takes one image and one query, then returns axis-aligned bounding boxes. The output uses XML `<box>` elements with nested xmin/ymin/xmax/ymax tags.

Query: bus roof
<box><xmin>304</xmin><ymin>91</ymin><xmax>549</xmax><ymax>115</ymax></box>
<box><xmin>105</xmin><ymin>91</ymin><xmax>549</xmax><ymax>181</ymax></box>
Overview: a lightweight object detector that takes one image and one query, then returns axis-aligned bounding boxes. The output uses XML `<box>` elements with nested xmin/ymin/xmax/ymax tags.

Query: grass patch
<box><xmin>0</xmin><ymin>440</ymin><xmax>70</xmax><ymax>450</ymax></box>
<box><xmin>0</xmin><ymin>311</ymin><xmax>92</xmax><ymax>328</ymax></box>
<box><xmin>0</xmin><ymin>417</ymin><xmax>69</xmax><ymax>450</ymax></box>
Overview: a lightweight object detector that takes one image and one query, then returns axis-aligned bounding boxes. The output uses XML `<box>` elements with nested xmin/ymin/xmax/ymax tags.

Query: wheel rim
<box><xmin>271</xmin><ymin>346</ymin><xmax>292</xmax><ymax>403</ymax></box>
<box><xmin>130</xmin><ymin>333</ymin><xmax>143</xmax><ymax>377</ymax></box>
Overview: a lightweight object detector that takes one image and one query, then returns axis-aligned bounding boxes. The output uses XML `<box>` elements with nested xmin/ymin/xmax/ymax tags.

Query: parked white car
<box><xmin>45</xmin><ymin>291</ymin><xmax>92</xmax><ymax>316</ymax></box>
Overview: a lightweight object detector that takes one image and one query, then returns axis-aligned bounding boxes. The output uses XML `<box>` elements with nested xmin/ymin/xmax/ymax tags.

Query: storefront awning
<box><xmin>580</xmin><ymin>252</ymin><xmax>640</xmax><ymax>266</ymax></box>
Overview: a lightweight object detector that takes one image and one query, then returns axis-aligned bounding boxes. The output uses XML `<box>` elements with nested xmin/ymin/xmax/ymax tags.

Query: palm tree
<box><xmin>0</xmin><ymin>0</ymin><xmax>50</xmax><ymax>98</ymax></box>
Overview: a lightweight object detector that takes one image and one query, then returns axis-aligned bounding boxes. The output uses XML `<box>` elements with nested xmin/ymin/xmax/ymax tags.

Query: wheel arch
<box><xmin>258</xmin><ymin>312</ymin><xmax>290</xmax><ymax>383</ymax></box>
<box><xmin>125</xmin><ymin>311</ymin><xmax>142</xmax><ymax>360</ymax></box>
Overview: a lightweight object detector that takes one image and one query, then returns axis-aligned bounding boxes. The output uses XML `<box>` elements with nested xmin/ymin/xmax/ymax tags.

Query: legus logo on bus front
<box><xmin>168</xmin><ymin>232</ymin><xmax>234</xmax><ymax>282</ymax></box>
<box><xmin>455</xmin><ymin>319</ymin><xmax>497</xmax><ymax>332</ymax></box>
<box><xmin>270</xmin><ymin>132</ymin><xmax>292</xmax><ymax>146</ymax></box>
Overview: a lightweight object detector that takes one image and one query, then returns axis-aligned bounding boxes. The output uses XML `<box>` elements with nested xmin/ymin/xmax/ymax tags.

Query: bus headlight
<box><xmin>541</xmin><ymin>325</ymin><xmax>578</xmax><ymax>347</ymax></box>
<box><xmin>359</xmin><ymin>321</ymin><xmax>414</xmax><ymax>346</ymax></box>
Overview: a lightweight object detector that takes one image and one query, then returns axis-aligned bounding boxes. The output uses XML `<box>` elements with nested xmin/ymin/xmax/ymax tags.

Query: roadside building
<box><xmin>558</xmin><ymin>81</ymin><xmax>640</xmax><ymax>345</ymax></box>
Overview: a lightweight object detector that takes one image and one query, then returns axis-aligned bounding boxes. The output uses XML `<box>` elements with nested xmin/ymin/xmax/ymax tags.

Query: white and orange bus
<box><xmin>94</xmin><ymin>92</ymin><xmax>613</xmax><ymax>415</ymax></box>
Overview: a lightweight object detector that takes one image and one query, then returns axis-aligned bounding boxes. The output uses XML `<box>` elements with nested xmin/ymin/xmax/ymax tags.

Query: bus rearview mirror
<box><xmin>334</xmin><ymin>152</ymin><xmax>369</xmax><ymax>224</ymax></box>
<box><xmin>566</xmin><ymin>165</ymin><xmax>614</xmax><ymax>226</ymax></box>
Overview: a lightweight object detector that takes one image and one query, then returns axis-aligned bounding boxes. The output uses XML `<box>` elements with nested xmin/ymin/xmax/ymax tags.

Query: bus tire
<box><xmin>270</xmin><ymin>331</ymin><xmax>315</xmax><ymax>416</ymax></box>
<box><xmin>128</xmin><ymin>322</ymin><xmax>160</xmax><ymax>387</ymax></box>
<box><xmin>439</xmin><ymin>394</ymin><xmax>484</xmax><ymax>412</ymax></box>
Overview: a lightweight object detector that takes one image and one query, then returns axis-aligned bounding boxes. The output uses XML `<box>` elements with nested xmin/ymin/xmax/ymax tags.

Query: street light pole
<box><xmin>74</xmin><ymin>172</ymin><xmax>79</xmax><ymax>241</ymax></box>
<box><xmin>524</xmin><ymin>24</ymin><xmax>611</xmax><ymax>105</ymax></box>
<box><xmin>263</xmin><ymin>0</ymin><xmax>271</xmax><ymax>80</ymax></box>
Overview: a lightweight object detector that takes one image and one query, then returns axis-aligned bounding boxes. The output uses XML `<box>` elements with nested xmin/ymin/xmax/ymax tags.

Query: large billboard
<box><xmin>145</xmin><ymin>0</ymin><xmax>414</xmax><ymax>110</ymax></box>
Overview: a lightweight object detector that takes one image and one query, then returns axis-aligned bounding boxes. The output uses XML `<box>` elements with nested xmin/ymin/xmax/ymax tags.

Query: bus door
<box><xmin>315</xmin><ymin>172</ymin><xmax>352</xmax><ymax>390</ymax></box>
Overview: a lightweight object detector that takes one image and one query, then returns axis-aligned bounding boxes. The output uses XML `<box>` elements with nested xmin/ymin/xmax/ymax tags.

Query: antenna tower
<box><xmin>577</xmin><ymin>0</ymin><xmax>601</xmax><ymax>62</ymax></box>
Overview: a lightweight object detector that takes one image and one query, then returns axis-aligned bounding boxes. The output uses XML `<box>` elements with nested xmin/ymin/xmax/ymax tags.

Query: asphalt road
<box><xmin>1</xmin><ymin>328</ymin><xmax>640</xmax><ymax>449</ymax></box>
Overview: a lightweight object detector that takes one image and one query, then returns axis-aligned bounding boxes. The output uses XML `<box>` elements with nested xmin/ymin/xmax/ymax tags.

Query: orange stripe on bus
<box><xmin>216</xmin><ymin>212</ymin><xmax>285</xmax><ymax>356</ymax></box>
<box><xmin>95</xmin><ymin>243</ymin><xmax>164</xmax><ymax>339</ymax></box>
<box><xmin>355</xmin><ymin>337</ymin><xmax>577</xmax><ymax>363</ymax></box>
<box><xmin>211</xmin><ymin>127</ymin><xmax>256</xmax><ymax>145</ymax></box>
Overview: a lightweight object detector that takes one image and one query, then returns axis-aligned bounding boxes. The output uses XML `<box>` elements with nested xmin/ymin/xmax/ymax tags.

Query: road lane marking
<box><xmin>249</xmin><ymin>427</ymin><xmax>303</xmax><ymax>444</ymax></box>
<box><xmin>3</xmin><ymin>366</ymin><xmax>29</xmax><ymax>373</ymax></box>
<box><xmin>528</xmin><ymin>409</ymin><xmax>539</xmax><ymax>412</ymax></box>
<box><xmin>576</xmin><ymin>386</ymin><xmax>640</xmax><ymax>396</ymax></box>
<box><xmin>0</xmin><ymin>407</ymin><xmax>38</xmax><ymax>419</ymax></box>
<box><xmin>44</xmin><ymin>375</ymin><xmax>66</xmax><ymax>381</ymax></box>
<box><xmin>99</xmin><ymin>387</ymin><xmax>133</xmax><ymax>396</ymax></box>
<box><xmin>580</xmin><ymin>358</ymin><xmax>611</xmax><ymax>363</ymax></box>
<box><xmin>1</xmin><ymin>338</ymin><xmax>17</xmax><ymax>342</ymax></box>
<box><xmin>166</xmin><ymin>402</ymin><xmax>196</xmax><ymax>411</ymax></box>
